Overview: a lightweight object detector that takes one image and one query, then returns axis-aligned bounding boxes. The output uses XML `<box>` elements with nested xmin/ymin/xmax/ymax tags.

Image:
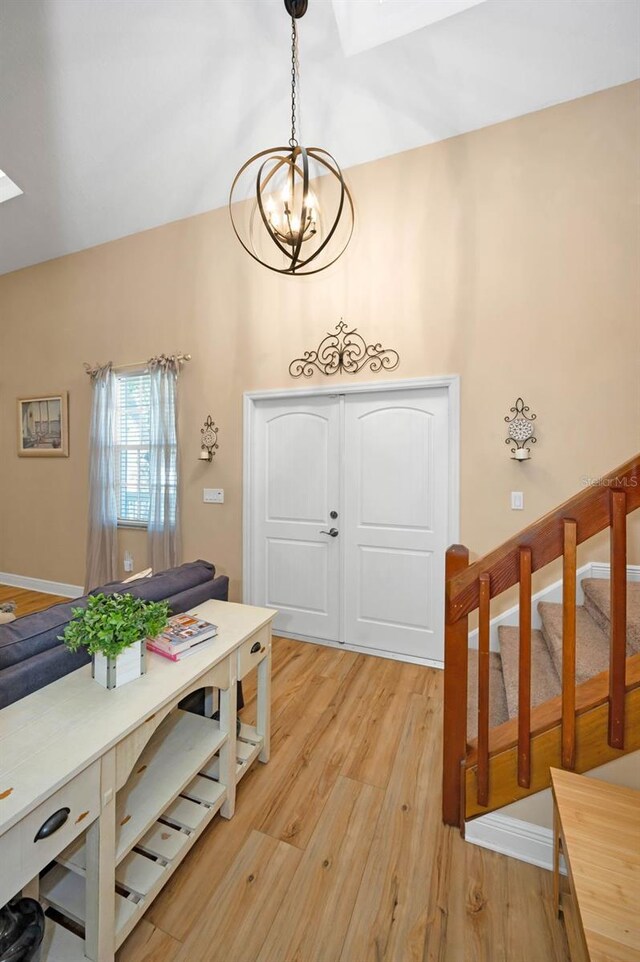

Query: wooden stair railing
<box><xmin>443</xmin><ymin>453</ymin><xmax>640</xmax><ymax>829</ymax></box>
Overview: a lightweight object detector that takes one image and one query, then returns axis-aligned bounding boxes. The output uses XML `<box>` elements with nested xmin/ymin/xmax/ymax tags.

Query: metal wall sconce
<box><xmin>199</xmin><ymin>416</ymin><xmax>219</xmax><ymax>463</ymax></box>
<box><xmin>504</xmin><ymin>398</ymin><xmax>537</xmax><ymax>461</ymax></box>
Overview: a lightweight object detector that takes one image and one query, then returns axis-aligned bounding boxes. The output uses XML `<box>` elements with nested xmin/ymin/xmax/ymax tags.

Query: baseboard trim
<box><xmin>0</xmin><ymin>572</ymin><xmax>83</xmax><ymax>599</ymax></box>
<box><xmin>590</xmin><ymin>562</ymin><xmax>640</xmax><ymax>582</ymax></box>
<box><xmin>274</xmin><ymin>629</ymin><xmax>444</xmax><ymax>670</ymax></box>
<box><xmin>465</xmin><ymin>812</ymin><xmax>566</xmax><ymax>874</ymax></box>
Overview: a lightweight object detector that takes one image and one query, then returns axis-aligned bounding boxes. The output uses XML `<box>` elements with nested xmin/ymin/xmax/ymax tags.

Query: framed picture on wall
<box><xmin>17</xmin><ymin>392</ymin><xmax>69</xmax><ymax>457</ymax></box>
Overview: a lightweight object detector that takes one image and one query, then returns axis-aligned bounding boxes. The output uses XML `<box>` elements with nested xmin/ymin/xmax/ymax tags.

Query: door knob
<box><xmin>320</xmin><ymin>528</ymin><xmax>339</xmax><ymax>538</ymax></box>
<box><xmin>330</xmin><ymin>510</ymin><xmax>338</xmax><ymax>519</ymax></box>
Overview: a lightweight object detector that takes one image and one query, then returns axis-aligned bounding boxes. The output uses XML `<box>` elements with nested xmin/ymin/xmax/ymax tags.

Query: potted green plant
<box><xmin>61</xmin><ymin>593</ymin><xmax>170</xmax><ymax>690</ymax></box>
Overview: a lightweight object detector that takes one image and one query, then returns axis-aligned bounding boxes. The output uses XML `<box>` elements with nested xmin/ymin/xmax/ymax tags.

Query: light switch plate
<box><xmin>511</xmin><ymin>491</ymin><xmax>524</xmax><ymax>510</ymax></box>
<box><xmin>203</xmin><ymin>488</ymin><xmax>224</xmax><ymax>504</ymax></box>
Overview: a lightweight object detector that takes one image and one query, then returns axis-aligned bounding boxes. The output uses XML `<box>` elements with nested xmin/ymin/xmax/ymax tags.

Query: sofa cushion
<box><xmin>95</xmin><ymin>560</ymin><xmax>215</xmax><ymax>603</ymax></box>
<box><xmin>0</xmin><ymin>598</ymin><xmax>88</xmax><ymax>670</ymax></box>
<box><xmin>169</xmin><ymin>575</ymin><xmax>229</xmax><ymax>615</ymax></box>
<box><xmin>0</xmin><ymin>644</ymin><xmax>90</xmax><ymax>710</ymax></box>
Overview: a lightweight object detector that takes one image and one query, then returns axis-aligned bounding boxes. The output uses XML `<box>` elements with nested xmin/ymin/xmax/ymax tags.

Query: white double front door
<box><xmin>247</xmin><ymin>385</ymin><xmax>452</xmax><ymax>664</ymax></box>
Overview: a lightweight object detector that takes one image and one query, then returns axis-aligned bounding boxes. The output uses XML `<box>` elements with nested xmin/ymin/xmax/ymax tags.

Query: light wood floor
<box><xmin>0</xmin><ymin>584</ymin><xmax>69</xmax><ymax>616</ymax></box>
<box><xmin>3</xmin><ymin>587</ymin><xmax>570</xmax><ymax>962</ymax></box>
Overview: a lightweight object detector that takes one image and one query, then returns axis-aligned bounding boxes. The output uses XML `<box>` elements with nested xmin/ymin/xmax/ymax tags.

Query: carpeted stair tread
<box><xmin>581</xmin><ymin>578</ymin><xmax>640</xmax><ymax>653</ymax></box>
<box><xmin>498</xmin><ymin>626</ymin><xmax>561</xmax><ymax>720</ymax></box>
<box><xmin>467</xmin><ymin>649</ymin><xmax>509</xmax><ymax>741</ymax></box>
<box><xmin>538</xmin><ymin>601</ymin><xmax>629</xmax><ymax>685</ymax></box>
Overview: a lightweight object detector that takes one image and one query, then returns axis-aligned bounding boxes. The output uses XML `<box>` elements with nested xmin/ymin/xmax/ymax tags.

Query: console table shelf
<box><xmin>40</xmin><ymin>917</ymin><xmax>87</xmax><ymax>962</ymax></box>
<box><xmin>200</xmin><ymin>723</ymin><xmax>264</xmax><ymax>784</ymax></box>
<box><xmin>115</xmin><ymin>709</ymin><xmax>226</xmax><ymax>863</ymax></box>
<box><xmin>41</xmin><ymin>864</ymin><xmax>138</xmax><ymax>934</ymax></box>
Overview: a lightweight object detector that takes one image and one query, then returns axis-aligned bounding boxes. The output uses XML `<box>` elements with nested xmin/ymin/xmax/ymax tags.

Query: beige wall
<box><xmin>0</xmin><ymin>82</ymin><xmax>638</xmax><ymax>599</ymax></box>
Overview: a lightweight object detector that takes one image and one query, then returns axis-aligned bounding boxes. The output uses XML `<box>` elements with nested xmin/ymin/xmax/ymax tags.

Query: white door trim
<box><xmin>243</xmin><ymin>375</ymin><xmax>460</xmax><ymax>621</ymax></box>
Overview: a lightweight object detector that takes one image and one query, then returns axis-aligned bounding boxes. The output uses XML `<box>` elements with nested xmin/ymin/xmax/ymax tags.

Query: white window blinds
<box><xmin>116</xmin><ymin>372</ymin><xmax>151</xmax><ymax>524</ymax></box>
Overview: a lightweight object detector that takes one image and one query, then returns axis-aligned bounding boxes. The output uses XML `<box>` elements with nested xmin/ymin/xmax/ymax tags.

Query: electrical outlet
<box><xmin>124</xmin><ymin>550</ymin><xmax>134</xmax><ymax>572</ymax></box>
<box><xmin>203</xmin><ymin>488</ymin><xmax>224</xmax><ymax>504</ymax></box>
<box><xmin>511</xmin><ymin>491</ymin><xmax>524</xmax><ymax>511</ymax></box>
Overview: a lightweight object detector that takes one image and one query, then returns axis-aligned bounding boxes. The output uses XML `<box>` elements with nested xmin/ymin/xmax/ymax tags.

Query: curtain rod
<box><xmin>115</xmin><ymin>353</ymin><xmax>192</xmax><ymax>372</ymax></box>
<box><xmin>85</xmin><ymin>354</ymin><xmax>192</xmax><ymax>376</ymax></box>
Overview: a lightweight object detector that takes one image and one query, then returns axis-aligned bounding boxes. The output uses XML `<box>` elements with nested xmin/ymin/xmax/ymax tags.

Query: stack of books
<box><xmin>147</xmin><ymin>613</ymin><xmax>218</xmax><ymax>662</ymax></box>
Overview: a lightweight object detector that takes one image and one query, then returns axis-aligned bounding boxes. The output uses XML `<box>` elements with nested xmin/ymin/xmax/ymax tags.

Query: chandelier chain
<box><xmin>289</xmin><ymin>15</ymin><xmax>298</xmax><ymax>148</ymax></box>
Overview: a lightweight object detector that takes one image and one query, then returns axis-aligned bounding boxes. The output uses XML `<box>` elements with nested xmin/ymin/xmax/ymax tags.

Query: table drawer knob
<box><xmin>250</xmin><ymin>641</ymin><xmax>261</xmax><ymax>654</ymax></box>
<box><xmin>33</xmin><ymin>807</ymin><xmax>70</xmax><ymax>842</ymax></box>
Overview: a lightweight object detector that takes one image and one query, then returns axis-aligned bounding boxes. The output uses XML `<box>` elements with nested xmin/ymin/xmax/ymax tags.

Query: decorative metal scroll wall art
<box><xmin>199</xmin><ymin>416</ymin><xmax>219</xmax><ymax>462</ymax></box>
<box><xmin>504</xmin><ymin>397</ymin><xmax>537</xmax><ymax>461</ymax></box>
<box><xmin>289</xmin><ymin>320</ymin><xmax>400</xmax><ymax>378</ymax></box>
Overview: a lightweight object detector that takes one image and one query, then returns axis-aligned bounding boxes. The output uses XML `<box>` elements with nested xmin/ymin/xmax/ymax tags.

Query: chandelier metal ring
<box><xmin>229</xmin><ymin>145</ymin><xmax>354</xmax><ymax>276</ymax></box>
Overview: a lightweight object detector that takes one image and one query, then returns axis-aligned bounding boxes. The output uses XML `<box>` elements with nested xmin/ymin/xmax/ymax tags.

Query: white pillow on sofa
<box><xmin>122</xmin><ymin>568</ymin><xmax>153</xmax><ymax>584</ymax></box>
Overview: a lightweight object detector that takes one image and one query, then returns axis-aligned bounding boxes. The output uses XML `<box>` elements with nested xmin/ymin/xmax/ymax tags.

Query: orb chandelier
<box><xmin>229</xmin><ymin>0</ymin><xmax>354</xmax><ymax>276</ymax></box>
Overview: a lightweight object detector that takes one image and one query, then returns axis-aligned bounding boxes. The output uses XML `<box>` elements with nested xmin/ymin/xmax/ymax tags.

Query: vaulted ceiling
<box><xmin>0</xmin><ymin>0</ymin><xmax>638</xmax><ymax>276</ymax></box>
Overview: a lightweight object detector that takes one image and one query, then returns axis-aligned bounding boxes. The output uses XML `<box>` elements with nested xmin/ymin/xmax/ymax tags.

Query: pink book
<box><xmin>146</xmin><ymin>638</ymin><xmax>215</xmax><ymax>662</ymax></box>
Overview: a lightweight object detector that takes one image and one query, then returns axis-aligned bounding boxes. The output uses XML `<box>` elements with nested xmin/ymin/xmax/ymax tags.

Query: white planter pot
<box><xmin>92</xmin><ymin>640</ymin><xmax>146</xmax><ymax>690</ymax></box>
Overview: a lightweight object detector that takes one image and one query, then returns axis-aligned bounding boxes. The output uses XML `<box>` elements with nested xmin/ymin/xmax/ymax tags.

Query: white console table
<box><xmin>0</xmin><ymin>600</ymin><xmax>274</xmax><ymax>962</ymax></box>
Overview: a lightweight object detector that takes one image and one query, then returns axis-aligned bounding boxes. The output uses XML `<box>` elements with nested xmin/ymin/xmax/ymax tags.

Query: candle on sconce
<box><xmin>198</xmin><ymin>448</ymin><xmax>211</xmax><ymax>462</ymax></box>
<box><xmin>513</xmin><ymin>448</ymin><xmax>531</xmax><ymax>461</ymax></box>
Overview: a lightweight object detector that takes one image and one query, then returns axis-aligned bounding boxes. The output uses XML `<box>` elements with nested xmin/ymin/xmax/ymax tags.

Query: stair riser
<box><xmin>538</xmin><ymin>602</ymin><xmax>612</xmax><ymax>687</ymax></box>
<box><xmin>539</xmin><ymin>619</ymin><xmax>561</xmax><ymax>680</ymax></box>
<box><xmin>581</xmin><ymin>578</ymin><xmax>640</xmax><ymax>653</ymax></box>
<box><xmin>583</xmin><ymin>591</ymin><xmax>611</xmax><ymax>639</ymax></box>
<box><xmin>498</xmin><ymin>626</ymin><xmax>561</xmax><ymax>720</ymax></box>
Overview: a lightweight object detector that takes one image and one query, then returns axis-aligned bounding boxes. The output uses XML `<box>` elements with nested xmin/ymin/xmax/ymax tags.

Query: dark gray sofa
<box><xmin>0</xmin><ymin>560</ymin><xmax>230</xmax><ymax>711</ymax></box>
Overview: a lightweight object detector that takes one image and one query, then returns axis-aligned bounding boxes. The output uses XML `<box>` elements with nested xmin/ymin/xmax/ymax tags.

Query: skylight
<box><xmin>332</xmin><ymin>0</ymin><xmax>487</xmax><ymax>56</ymax></box>
<box><xmin>0</xmin><ymin>170</ymin><xmax>23</xmax><ymax>204</ymax></box>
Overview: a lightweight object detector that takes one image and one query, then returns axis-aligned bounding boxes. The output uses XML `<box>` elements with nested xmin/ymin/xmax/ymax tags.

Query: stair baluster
<box><xmin>442</xmin><ymin>544</ymin><xmax>470</xmax><ymax>827</ymax></box>
<box><xmin>518</xmin><ymin>546</ymin><xmax>532</xmax><ymax>788</ymax></box>
<box><xmin>477</xmin><ymin>573</ymin><xmax>491</xmax><ymax>806</ymax></box>
<box><xmin>562</xmin><ymin>520</ymin><xmax>578</xmax><ymax>769</ymax></box>
<box><xmin>609</xmin><ymin>489</ymin><xmax>627</xmax><ymax>749</ymax></box>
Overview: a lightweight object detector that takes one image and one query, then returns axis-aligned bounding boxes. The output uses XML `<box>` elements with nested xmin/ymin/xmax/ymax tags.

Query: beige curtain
<box><xmin>85</xmin><ymin>363</ymin><xmax>118</xmax><ymax>591</ymax></box>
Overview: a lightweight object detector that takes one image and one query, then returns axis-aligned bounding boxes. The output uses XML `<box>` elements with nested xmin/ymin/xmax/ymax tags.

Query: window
<box><xmin>0</xmin><ymin>169</ymin><xmax>23</xmax><ymax>204</ymax></box>
<box><xmin>116</xmin><ymin>370</ymin><xmax>179</xmax><ymax>528</ymax></box>
<box><xmin>116</xmin><ymin>372</ymin><xmax>151</xmax><ymax>525</ymax></box>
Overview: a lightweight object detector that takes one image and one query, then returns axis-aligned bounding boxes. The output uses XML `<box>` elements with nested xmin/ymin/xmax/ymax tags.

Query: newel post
<box><xmin>442</xmin><ymin>544</ymin><xmax>470</xmax><ymax>828</ymax></box>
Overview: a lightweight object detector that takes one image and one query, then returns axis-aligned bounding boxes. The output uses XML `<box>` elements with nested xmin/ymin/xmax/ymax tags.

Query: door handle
<box><xmin>320</xmin><ymin>528</ymin><xmax>339</xmax><ymax>538</ymax></box>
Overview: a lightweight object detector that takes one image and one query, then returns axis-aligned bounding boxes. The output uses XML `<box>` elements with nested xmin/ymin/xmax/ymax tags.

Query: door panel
<box><xmin>266</xmin><ymin>413</ymin><xmax>328</xmax><ymax>522</ymax></box>
<box><xmin>357</xmin><ymin>546</ymin><xmax>433</xmax><ymax>631</ymax></box>
<box><xmin>358</xmin><ymin>408</ymin><xmax>434</xmax><ymax>531</ymax></box>
<box><xmin>251</xmin><ymin>398</ymin><xmax>341</xmax><ymax>640</ymax></box>
<box><xmin>266</xmin><ymin>539</ymin><xmax>330</xmax><ymax>614</ymax></box>
<box><xmin>343</xmin><ymin>389</ymin><xmax>448</xmax><ymax>661</ymax></box>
